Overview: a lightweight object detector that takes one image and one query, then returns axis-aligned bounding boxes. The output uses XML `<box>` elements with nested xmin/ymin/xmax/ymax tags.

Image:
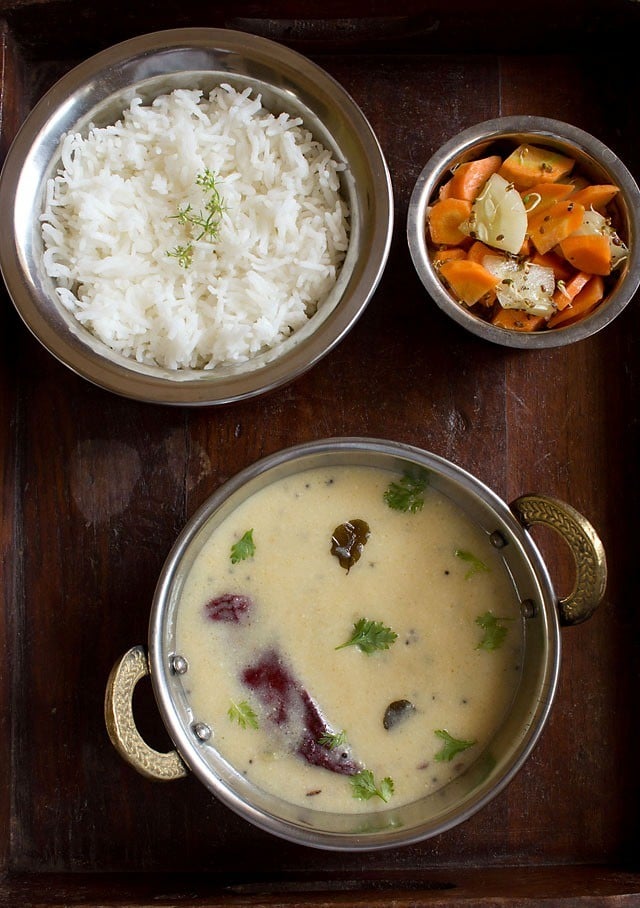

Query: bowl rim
<box><xmin>147</xmin><ymin>436</ymin><xmax>561</xmax><ymax>851</ymax></box>
<box><xmin>0</xmin><ymin>27</ymin><xmax>393</xmax><ymax>405</ymax></box>
<box><xmin>407</xmin><ymin>115</ymin><xmax>640</xmax><ymax>349</ymax></box>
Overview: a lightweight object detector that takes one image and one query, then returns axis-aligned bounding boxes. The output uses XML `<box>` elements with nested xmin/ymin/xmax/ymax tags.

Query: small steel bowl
<box><xmin>105</xmin><ymin>437</ymin><xmax>606</xmax><ymax>851</ymax></box>
<box><xmin>0</xmin><ymin>29</ymin><xmax>393</xmax><ymax>405</ymax></box>
<box><xmin>407</xmin><ymin>116</ymin><xmax>640</xmax><ymax>348</ymax></box>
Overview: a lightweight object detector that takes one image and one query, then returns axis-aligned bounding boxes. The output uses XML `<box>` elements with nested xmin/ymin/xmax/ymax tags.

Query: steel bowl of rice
<box><xmin>0</xmin><ymin>28</ymin><xmax>393</xmax><ymax>405</ymax></box>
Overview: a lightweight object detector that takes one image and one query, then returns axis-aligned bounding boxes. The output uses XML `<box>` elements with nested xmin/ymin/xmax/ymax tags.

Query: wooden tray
<box><xmin>2</xmin><ymin>2</ymin><xmax>639</xmax><ymax>904</ymax></box>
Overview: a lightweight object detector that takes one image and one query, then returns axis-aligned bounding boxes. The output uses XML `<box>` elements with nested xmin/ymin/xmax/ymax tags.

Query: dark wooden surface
<box><xmin>1</xmin><ymin>2</ymin><xmax>640</xmax><ymax>904</ymax></box>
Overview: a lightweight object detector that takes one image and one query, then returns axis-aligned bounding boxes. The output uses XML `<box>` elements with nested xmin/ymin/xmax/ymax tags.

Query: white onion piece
<box><xmin>483</xmin><ymin>256</ymin><xmax>556</xmax><ymax>317</ymax></box>
<box><xmin>461</xmin><ymin>173</ymin><xmax>528</xmax><ymax>254</ymax></box>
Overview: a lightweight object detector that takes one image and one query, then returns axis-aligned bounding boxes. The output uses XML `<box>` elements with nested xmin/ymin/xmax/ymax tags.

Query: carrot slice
<box><xmin>445</xmin><ymin>155</ymin><xmax>502</xmax><ymax>202</ymax></box>
<box><xmin>438</xmin><ymin>179</ymin><xmax>453</xmax><ymax>201</ymax></box>
<box><xmin>428</xmin><ymin>198</ymin><xmax>472</xmax><ymax>246</ymax></box>
<box><xmin>439</xmin><ymin>259</ymin><xmax>500</xmax><ymax>305</ymax></box>
<box><xmin>432</xmin><ymin>247</ymin><xmax>467</xmax><ymax>268</ymax></box>
<box><xmin>528</xmin><ymin>200</ymin><xmax>585</xmax><ymax>255</ymax></box>
<box><xmin>570</xmin><ymin>184</ymin><xmax>619</xmax><ymax>212</ymax></box>
<box><xmin>558</xmin><ymin>234</ymin><xmax>611</xmax><ymax>276</ymax></box>
<box><xmin>518</xmin><ymin>236</ymin><xmax>532</xmax><ymax>257</ymax></box>
<box><xmin>466</xmin><ymin>240</ymin><xmax>504</xmax><ymax>265</ymax></box>
<box><xmin>547</xmin><ymin>276</ymin><xmax>605</xmax><ymax>328</ymax></box>
<box><xmin>499</xmin><ymin>144</ymin><xmax>575</xmax><ymax>190</ymax></box>
<box><xmin>530</xmin><ymin>250</ymin><xmax>574</xmax><ymax>283</ymax></box>
<box><xmin>473</xmin><ymin>291</ymin><xmax>497</xmax><ymax>309</ymax></box>
<box><xmin>568</xmin><ymin>175</ymin><xmax>590</xmax><ymax>193</ymax></box>
<box><xmin>551</xmin><ymin>270</ymin><xmax>591</xmax><ymax>311</ymax></box>
<box><xmin>521</xmin><ymin>182</ymin><xmax>574</xmax><ymax>217</ymax></box>
<box><xmin>491</xmin><ymin>308</ymin><xmax>545</xmax><ymax>331</ymax></box>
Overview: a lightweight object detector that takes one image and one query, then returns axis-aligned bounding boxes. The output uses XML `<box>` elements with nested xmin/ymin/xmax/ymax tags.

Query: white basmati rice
<box><xmin>40</xmin><ymin>85</ymin><xmax>350</xmax><ymax>370</ymax></box>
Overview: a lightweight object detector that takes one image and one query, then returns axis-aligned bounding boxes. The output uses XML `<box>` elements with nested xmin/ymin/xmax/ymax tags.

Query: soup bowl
<box><xmin>105</xmin><ymin>437</ymin><xmax>606</xmax><ymax>850</ymax></box>
<box><xmin>407</xmin><ymin>116</ymin><xmax>640</xmax><ymax>347</ymax></box>
<box><xmin>0</xmin><ymin>28</ymin><xmax>392</xmax><ymax>405</ymax></box>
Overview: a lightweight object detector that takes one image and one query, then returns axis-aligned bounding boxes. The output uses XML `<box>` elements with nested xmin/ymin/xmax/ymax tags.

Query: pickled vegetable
<box><xmin>498</xmin><ymin>143</ymin><xmax>575</xmax><ymax>189</ymax></box>
<box><xmin>460</xmin><ymin>173</ymin><xmax>528</xmax><ymax>255</ymax></box>
<box><xmin>438</xmin><ymin>259</ymin><xmax>499</xmax><ymax>306</ymax></box>
<box><xmin>482</xmin><ymin>257</ymin><xmax>556</xmax><ymax>317</ymax></box>
<box><xmin>568</xmin><ymin>209</ymin><xmax>628</xmax><ymax>269</ymax></box>
<box><xmin>427</xmin><ymin>139</ymin><xmax>627</xmax><ymax>332</ymax></box>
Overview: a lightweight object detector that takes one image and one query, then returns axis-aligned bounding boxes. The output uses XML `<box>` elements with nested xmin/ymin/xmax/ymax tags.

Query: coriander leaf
<box><xmin>231</xmin><ymin>529</ymin><xmax>256</xmax><ymax>564</ymax></box>
<box><xmin>168</xmin><ymin>170</ymin><xmax>226</xmax><ymax>265</ymax></box>
<box><xmin>228</xmin><ymin>700</ymin><xmax>259</xmax><ymax>730</ymax></box>
<box><xmin>378</xmin><ymin>776</ymin><xmax>395</xmax><ymax>802</ymax></box>
<box><xmin>434</xmin><ymin>729</ymin><xmax>476</xmax><ymax>762</ymax></box>
<box><xmin>167</xmin><ymin>244</ymin><xmax>194</xmax><ymax>269</ymax></box>
<box><xmin>383</xmin><ymin>470</ymin><xmax>429</xmax><ymax>513</ymax></box>
<box><xmin>196</xmin><ymin>168</ymin><xmax>219</xmax><ymax>192</ymax></box>
<box><xmin>318</xmin><ymin>729</ymin><xmax>347</xmax><ymax>750</ymax></box>
<box><xmin>455</xmin><ymin>549</ymin><xmax>490</xmax><ymax>579</ymax></box>
<box><xmin>350</xmin><ymin>769</ymin><xmax>395</xmax><ymax>803</ymax></box>
<box><xmin>475</xmin><ymin>611</ymin><xmax>510</xmax><ymax>651</ymax></box>
<box><xmin>175</xmin><ymin>203</ymin><xmax>194</xmax><ymax>225</ymax></box>
<box><xmin>336</xmin><ymin>618</ymin><xmax>398</xmax><ymax>654</ymax></box>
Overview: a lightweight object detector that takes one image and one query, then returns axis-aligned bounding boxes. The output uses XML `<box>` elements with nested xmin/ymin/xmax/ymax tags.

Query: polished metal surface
<box><xmin>0</xmin><ymin>28</ymin><xmax>393</xmax><ymax>404</ymax></box>
<box><xmin>511</xmin><ymin>494</ymin><xmax>607</xmax><ymax>625</ymax></box>
<box><xmin>170</xmin><ymin>654</ymin><xmax>189</xmax><ymax>675</ymax></box>
<box><xmin>407</xmin><ymin>115</ymin><xmax>640</xmax><ymax>348</ymax></box>
<box><xmin>105</xmin><ymin>438</ymin><xmax>606</xmax><ymax>850</ymax></box>
<box><xmin>104</xmin><ymin>645</ymin><xmax>188</xmax><ymax>781</ymax></box>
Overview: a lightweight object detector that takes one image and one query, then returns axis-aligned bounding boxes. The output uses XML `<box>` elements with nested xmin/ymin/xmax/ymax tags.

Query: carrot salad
<box><xmin>427</xmin><ymin>142</ymin><xmax>628</xmax><ymax>331</ymax></box>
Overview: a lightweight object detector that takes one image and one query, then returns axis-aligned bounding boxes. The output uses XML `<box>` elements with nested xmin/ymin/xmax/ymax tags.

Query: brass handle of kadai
<box><xmin>511</xmin><ymin>494</ymin><xmax>607</xmax><ymax>626</ymax></box>
<box><xmin>104</xmin><ymin>645</ymin><xmax>188</xmax><ymax>781</ymax></box>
